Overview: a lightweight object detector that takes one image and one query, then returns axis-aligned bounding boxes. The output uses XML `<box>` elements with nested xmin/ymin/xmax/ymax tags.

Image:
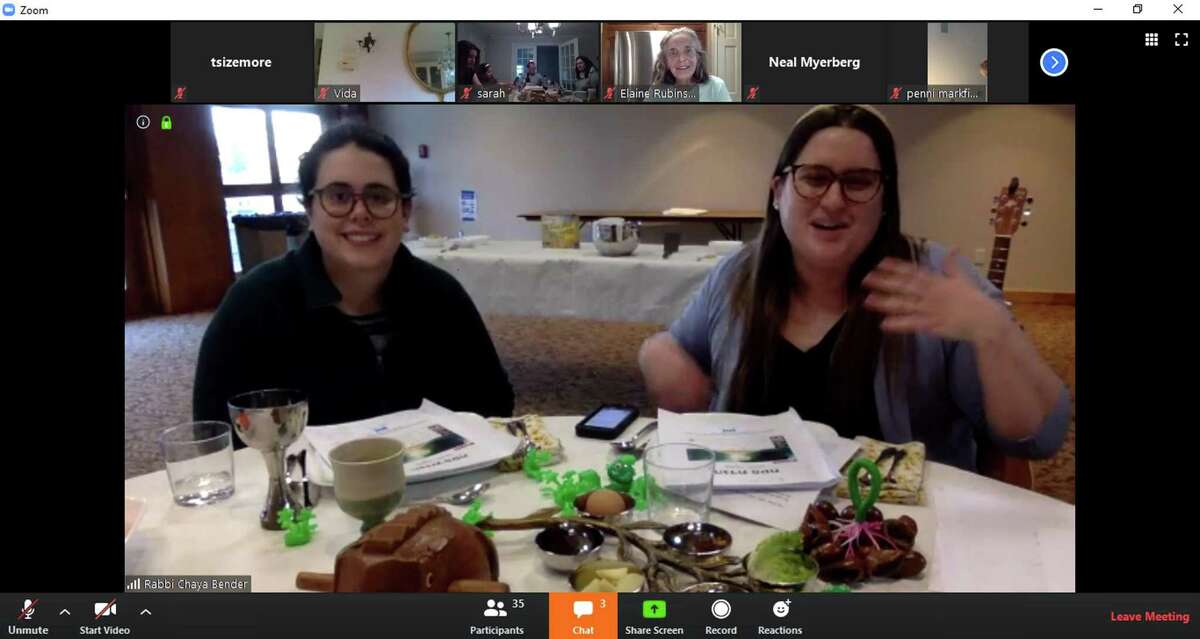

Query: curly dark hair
<box><xmin>298</xmin><ymin>122</ymin><xmax>413</xmax><ymax>207</ymax></box>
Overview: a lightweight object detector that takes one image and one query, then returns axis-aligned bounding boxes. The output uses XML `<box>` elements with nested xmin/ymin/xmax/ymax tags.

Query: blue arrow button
<box><xmin>1040</xmin><ymin>48</ymin><xmax>1069</xmax><ymax>77</ymax></box>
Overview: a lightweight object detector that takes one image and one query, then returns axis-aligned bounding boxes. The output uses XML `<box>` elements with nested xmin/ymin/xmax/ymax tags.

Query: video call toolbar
<box><xmin>9</xmin><ymin>592</ymin><xmax>1196</xmax><ymax>637</ymax></box>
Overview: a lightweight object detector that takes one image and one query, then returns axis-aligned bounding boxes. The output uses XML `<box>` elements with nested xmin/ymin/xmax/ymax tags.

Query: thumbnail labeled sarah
<box><xmin>455</xmin><ymin>22</ymin><xmax>603</xmax><ymax>103</ymax></box>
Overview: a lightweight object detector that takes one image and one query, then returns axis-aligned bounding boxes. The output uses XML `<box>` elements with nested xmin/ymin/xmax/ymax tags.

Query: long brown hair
<box><xmin>726</xmin><ymin>105</ymin><xmax>918</xmax><ymax>424</ymax></box>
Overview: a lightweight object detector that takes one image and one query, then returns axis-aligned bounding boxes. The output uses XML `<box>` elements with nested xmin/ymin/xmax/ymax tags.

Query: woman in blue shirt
<box><xmin>638</xmin><ymin>105</ymin><xmax>1070</xmax><ymax>471</ymax></box>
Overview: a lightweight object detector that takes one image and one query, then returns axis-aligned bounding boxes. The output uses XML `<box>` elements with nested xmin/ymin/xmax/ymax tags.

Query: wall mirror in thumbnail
<box><xmin>407</xmin><ymin>23</ymin><xmax>457</xmax><ymax>101</ymax></box>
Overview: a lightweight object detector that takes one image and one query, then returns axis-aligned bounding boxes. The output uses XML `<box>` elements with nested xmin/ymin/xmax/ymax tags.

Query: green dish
<box><xmin>745</xmin><ymin>531</ymin><xmax>817</xmax><ymax>591</ymax></box>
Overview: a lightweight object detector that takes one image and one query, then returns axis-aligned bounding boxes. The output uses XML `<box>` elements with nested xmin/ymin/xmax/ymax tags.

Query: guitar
<box><xmin>986</xmin><ymin>178</ymin><xmax>1034</xmax><ymax>299</ymax></box>
<box><xmin>978</xmin><ymin>178</ymin><xmax>1037</xmax><ymax>489</ymax></box>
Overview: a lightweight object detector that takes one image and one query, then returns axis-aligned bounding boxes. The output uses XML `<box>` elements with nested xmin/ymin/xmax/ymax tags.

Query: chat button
<box><xmin>549</xmin><ymin>592</ymin><xmax>616</xmax><ymax>639</ymax></box>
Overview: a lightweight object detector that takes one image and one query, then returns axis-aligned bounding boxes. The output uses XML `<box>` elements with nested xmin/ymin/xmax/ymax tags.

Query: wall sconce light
<box><xmin>358</xmin><ymin>32</ymin><xmax>376</xmax><ymax>53</ymax></box>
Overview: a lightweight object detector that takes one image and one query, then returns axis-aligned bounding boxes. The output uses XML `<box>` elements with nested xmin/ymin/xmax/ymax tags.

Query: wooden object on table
<box><xmin>520</xmin><ymin>209</ymin><xmax>764</xmax><ymax>240</ymax></box>
<box><xmin>295</xmin><ymin>505</ymin><xmax>506</xmax><ymax>592</ymax></box>
<box><xmin>977</xmin><ymin>177</ymin><xmax>1036</xmax><ymax>491</ymax></box>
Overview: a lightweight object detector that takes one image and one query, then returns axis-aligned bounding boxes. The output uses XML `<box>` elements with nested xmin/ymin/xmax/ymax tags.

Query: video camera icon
<box><xmin>93</xmin><ymin>600</ymin><xmax>116</xmax><ymax>618</ymax></box>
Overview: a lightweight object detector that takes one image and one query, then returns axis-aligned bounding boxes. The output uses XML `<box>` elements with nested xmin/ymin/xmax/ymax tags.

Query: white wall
<box><xmin>370</xmin><ymin>104</ymin><xmax>1075</xmax><ymax>292</ymax></box>
<box><xmin>316</xmin><ymin>23</ymin><xmax>448</xmax><ymax>102</ymax></box>
<box><xmin>887</xmin><ymin>105</ymin><xmax>1075</xmax><ymax>293</ymax></box>
<box><xmin>928</xmin><ymin>22</ymin><xmax>988</xmax><ymax>86</ymax></box>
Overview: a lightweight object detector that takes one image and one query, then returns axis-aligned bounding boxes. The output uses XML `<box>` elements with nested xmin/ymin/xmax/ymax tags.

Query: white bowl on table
<box><xmin>709</xmin><ymin>240</ymin><xmax>743</xmax><ymax>256</ymax></box>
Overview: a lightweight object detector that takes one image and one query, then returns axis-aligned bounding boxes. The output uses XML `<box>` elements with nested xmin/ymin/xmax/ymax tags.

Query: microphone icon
<box><xmin>21</xmin><ymin>599</ymin><xmax>35</xmax><ymax>620</ymax></box>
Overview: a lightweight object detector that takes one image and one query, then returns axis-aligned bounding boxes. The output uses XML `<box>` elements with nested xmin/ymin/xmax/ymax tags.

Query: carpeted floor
<box><xmin>125</xmin><ymin>304</ymin><xmax>1075</xmax><ymax>503</ymax></box>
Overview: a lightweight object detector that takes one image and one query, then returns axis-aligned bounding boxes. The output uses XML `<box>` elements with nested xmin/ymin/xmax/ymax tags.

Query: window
<box><xmin>558</xmin><ymin>38</ymin><xmax>579</xmax><ymax>89</ymax></box>
<box><xmin>209</xmin><ymin>106</ymin><xmax>323</xmax><ymax>273</ymax></box>
<box><xmin>515</xmin><ymin>46</ymin><xmax>535</xmax><ymax>79</ymax></box>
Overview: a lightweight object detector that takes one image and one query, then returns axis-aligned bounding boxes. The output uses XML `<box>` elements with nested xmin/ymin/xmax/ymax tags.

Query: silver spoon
<box><xmin>436</xmin><ymin>482</ymin><xmax>491</xmax><ymax>506</ymax></box>
<box><xmin>508</xmin><ymin>419</ymin><xmax>537</xmax><ymax>458</ymax></box>
<box><xmin>612</xmin><ymin>421</ymin><xmax>658</xmax><ymax>454</ymax></box>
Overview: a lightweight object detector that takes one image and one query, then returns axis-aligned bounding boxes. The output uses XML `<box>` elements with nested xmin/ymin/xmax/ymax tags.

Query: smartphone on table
<box><xmin>575</xmin><ymin>405</ymin><xmax>639</xmax><ymax>440</ymax></box>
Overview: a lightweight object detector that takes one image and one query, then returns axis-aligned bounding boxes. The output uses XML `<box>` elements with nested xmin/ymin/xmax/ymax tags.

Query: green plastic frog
<box><xmin>606</xmin><ymin>454</ymin><xmax>637</xmax><ymax>493</ymax></box>
<box><xmin>276</xmin><ymin>506</ymin><xmax>317</xmax><ymax>547</ymax></box>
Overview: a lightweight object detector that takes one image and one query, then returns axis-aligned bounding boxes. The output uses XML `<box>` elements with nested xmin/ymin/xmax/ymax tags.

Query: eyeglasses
<box><xmin>665</xmin><ymin>45</ymin><xmax>697</xmax><ymax>60</ymax></box>
<box><xmin>309</xmin><ymin>184</ymin><xmax>406</xmax><ymax>219</ymax></box>
<box><xmin>780</xmin><ymin>164</ymin><xmax>886</xmax><ymax>204</ymax></box>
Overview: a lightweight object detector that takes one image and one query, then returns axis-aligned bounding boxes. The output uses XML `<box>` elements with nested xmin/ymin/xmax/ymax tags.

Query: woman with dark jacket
<box><xmin>195</xmin><ymin>123</ymin><xmax>514</xmax><ymax>443</ymax></box>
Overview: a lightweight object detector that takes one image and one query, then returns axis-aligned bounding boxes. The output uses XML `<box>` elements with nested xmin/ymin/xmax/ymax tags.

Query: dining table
<box><xmin>519</xmin><ymin>210</ymin><xmax>765</xmax><ymax>240</ymax></box>
<box><xmin>124</xmin><ymin>417</ymin><xmax>1075</xmax><ymax>593</ymax></box>
<box><xmin>406</xmin><ymin>240</ymin><xmax>723</xmax><ymax>325</ymax></box>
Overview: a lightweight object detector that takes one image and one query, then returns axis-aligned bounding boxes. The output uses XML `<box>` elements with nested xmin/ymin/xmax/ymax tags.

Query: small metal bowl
<box><xmin>662</xmin><ymin>522</ymin><xmax>733</xmax><ymax>557</ymax></box>
<box><xmin>677</xmin><ymin>581</ymin><xmax>749</xmax><ymax>593</ymax></box>
<box><xmin>535</xmin><ymin>522</ymin><xmax>605</xmax><ymax>573</ymax></box>
<box><xmin>574</xmin><ymin>490</ymin><xmax>636</xmax><ymax>523</ymax></box>
<box><xmin>570</xmin><ymin>559</ymin><xmax>648</xmax><ymax>593</ymax></box>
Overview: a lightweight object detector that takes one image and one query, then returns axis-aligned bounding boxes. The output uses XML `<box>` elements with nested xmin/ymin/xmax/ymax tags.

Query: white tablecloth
<box><xmin>407</xmin><ymin>241</ymin><xmax>721</xmax><ymax>325</ymax></box>
<box><xmin>124</xmin><ymin>417</ymin><xmax>1075</xmax><ymax>592</ymax></box>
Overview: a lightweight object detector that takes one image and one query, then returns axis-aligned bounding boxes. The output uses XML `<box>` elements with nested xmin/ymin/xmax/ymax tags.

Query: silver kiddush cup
<box><xmin>228</xmin><ymin>389</ymin><xmax>309</xmax><ymax>530</ymax></box>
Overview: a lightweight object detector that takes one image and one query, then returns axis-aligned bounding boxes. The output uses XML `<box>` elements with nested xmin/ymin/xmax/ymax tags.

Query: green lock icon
<box><xmin>161</xmin><ymin>116</ymin><xmax>173</xmax><ymax>130</ymax></box>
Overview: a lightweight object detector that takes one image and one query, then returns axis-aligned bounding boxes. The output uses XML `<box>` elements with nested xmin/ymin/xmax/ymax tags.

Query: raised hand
<box><xmin>861</xmin><ymin>251</ymin><xmax>1009</xmax><ymax>343</ymax></box>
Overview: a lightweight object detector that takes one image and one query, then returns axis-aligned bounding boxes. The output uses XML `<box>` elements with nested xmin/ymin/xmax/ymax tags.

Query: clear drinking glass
<box><xmin>643</xmin><ymin>443</ymin><xmax>717</xmax><ymax>525</ymax></box>
<box><xmin>157</xmin><ymin>421</ymin><xmax>235</xmax><ymax>506</ymax></box>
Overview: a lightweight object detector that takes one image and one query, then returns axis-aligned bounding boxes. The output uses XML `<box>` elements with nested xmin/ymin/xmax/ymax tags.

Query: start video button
<box><xmin>1040</xmin><ymin>48</ymin><xmax>1069</xmax><ymax>77</ymax></box>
